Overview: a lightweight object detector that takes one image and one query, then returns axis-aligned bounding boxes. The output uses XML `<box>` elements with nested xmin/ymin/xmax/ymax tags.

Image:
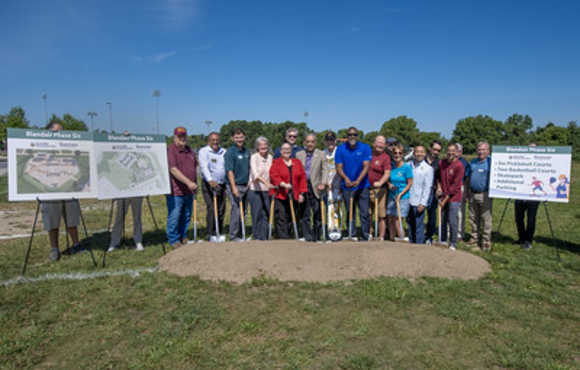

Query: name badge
<box><xmin>238</xmin><ymin>155</ymin><xmax>243</xmax><ymax>159</ymax></box>
<box><xmin>478</xmin><ymin>169</ymin><xmax>484</xmax><ymax>173</ymax></box>
<box><xmin>211</xmin><ymin>158</ymin><xmax>217</xmax><ymax>163</ymax></box>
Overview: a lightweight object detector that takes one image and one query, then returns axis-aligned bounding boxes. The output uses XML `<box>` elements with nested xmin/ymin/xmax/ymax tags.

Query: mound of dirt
<box><xmin>158</xmin><ymin>240</ymin><xmax>491</xmax><ymax>283</ymax></box>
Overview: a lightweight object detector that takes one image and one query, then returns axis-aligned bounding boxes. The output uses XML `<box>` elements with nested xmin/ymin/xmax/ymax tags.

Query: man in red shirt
<box><xmin>368</xmin><ymin>135</ymin><xmax>391</xmax><ymax>239</ymax></box>
<box><xmin>166</xmin><ymin>126</ymin><xmax>198</xmax><ymax>248</ymax></box>
<box><xmin>436</xmin><ymin>143</ymin><xmax>465</xmax><ymax>250</ymax></box>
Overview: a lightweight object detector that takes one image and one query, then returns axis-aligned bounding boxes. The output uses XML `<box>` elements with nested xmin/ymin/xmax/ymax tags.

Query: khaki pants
<box><xmin>468</xmin><ymin>191</ymin><xmax>493</xmax><ymax>243</ymax></box>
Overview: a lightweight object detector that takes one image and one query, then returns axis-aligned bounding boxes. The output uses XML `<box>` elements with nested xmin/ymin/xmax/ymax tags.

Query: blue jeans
<box><xmin>441</xmin><ymin>201</ymin><xmax>460</xmax><ymax>246</ymax></box>
<box><xmin>166</xmin><ymin>195</ymin><xmax>193</xmax><ymax>245</ymax></box>
<box><xmin>407</xmin><ymin>205</ymin><xmax>426</xmax><ymax>244</ymax></box>
<box><xmin>342</xmin><ymin>187</ymin><xmax>370</xmax><ymax>241</ymax></box>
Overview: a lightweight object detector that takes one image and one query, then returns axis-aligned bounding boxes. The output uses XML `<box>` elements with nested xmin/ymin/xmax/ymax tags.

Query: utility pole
<box><xmin>205</xmin><ymin>120</ymin><xmax>213</xmax><ymax>134</ymax></box>
<box><xmin>106</xmin><ymin>102</ymin><xmax>113</xmax><ymax>132</ymax></box>
<box><xmin>87</xmin><ymin>111</ymin><xmax>98</xmax><ymax>132</ymax></box>
<box><xmin>152</xmin><ymin>90</ymin><xmax>161</xmax><ymax>134</ymax></box>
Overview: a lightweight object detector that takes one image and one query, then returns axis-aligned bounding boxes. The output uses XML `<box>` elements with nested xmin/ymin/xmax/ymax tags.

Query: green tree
<box><xmin>500</xmin><ymin>114</ymin><xmax>533</xmax><ymax>145</ymax></box>
<box><xmin>531</xmin><ymin>122</ymin><xmax>569</xmax><ymax>146</ymax></box>
<box><xmin>1</xmin><ymin>106</ymin><xmax>30</xmax><ymax>149</ymax></box>
<box><xmin>361</xmin><ymin>131</ymin><xmax>379</xmax><ymax>146</ymax></box>
<box><xmin>48</xmin><ymin>113</ymin><xmax>88</xmax><ymax>131</ymax></box>
<box><xmin>451</xmin><ymin>115</ymin><xmax>503</xmax><ymax>154</ymax></box>
<box><xmin>379</xmin><ymin>116</ymin><xmax>421</xmax><ymax>147</ymax></box>
<box><xmin>567</xmin><ymin>121</ymin><xmax>580</xmax><ymax>160</ymax></box>
<box><xmin>417</xmin><ymin>131</ymin><xmax>447</xmax><ymax>149</ymax></box>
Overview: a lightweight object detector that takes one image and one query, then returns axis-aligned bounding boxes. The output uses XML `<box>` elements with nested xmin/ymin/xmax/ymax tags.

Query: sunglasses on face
<box><xmin>347</xmin><ymin>133</ymin><xmax>358</xmax><ymax>137</ymax></box>
<box><xmin>393</xmin><ymin>151</ymin><xmax>403</xmax><ymax>155</ymax></box>
<box><xmin>287</xmin><ymin>135</ymin><xmax>297</xmax><ymax>138</ymax></box>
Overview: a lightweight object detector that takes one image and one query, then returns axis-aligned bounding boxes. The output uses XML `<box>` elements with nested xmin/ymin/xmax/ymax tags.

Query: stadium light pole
<box><xmin>152</xmin><ymin>90</ymin><xmax>161</xmax><ymax>134</ymax></box>
<box><xmin>87</xmin><ymin>111</ymin><xmax>98</xmax><ymax>132</ymax></box>
<box><xmin>205</xmin><ymin>120</ymin><xmax>213</xmax><ymax>134</ymax></box>
<box><xmin>42</xmin><ymin>94</ymin><xmax>48</xmax><ymax>124</ymax></box>
<box><xmin>106</xmin><ymin>101</ymin><xmax>113</xmax><ymax>133</ymax></box>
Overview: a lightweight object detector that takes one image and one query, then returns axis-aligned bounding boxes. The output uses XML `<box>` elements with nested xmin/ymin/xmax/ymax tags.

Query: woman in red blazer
<box><xmin>269</xmin><ymin>143</ymin><xmax>308</xmax><ymax>239</ymax></box>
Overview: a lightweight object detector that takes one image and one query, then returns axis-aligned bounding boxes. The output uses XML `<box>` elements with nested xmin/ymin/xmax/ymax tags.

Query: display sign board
<box><xmin>489</xmin><ymin>146</ymin><xmax>571</xmax><ymax>203</ymax></box>
<box><xmin>93</xmin><ymin>133</ymin><xmax>170</xmax><ymax>200</ymax></box>
<box><xmin>7</xmin><ymin>128</ymin><xmax>98</xmax><ymax>201</ymax></box>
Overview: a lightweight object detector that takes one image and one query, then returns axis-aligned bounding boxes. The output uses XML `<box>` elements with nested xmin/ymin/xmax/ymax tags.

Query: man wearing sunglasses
<box><xmin>335</xmin><ymin>127</ymin><xmax>372</xmax><ymax>241</ymax></box>
<box><xmin>273</xmin><ymin>127</ymin><xmax>304</xmax><ymax>159</ymax></box>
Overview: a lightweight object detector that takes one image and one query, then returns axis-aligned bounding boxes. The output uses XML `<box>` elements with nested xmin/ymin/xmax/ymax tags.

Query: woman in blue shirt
<box><xmin>387</xmin><ymin>144</ymin><xmax>413</xmax><ymax>241</ymax></box>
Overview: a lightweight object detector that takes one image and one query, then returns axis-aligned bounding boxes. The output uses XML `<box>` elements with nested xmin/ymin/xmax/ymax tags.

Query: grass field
<box><xmin>1</xmin><ymin>164</ymin><xmax>579</xmax><ymax>369</ymax></box>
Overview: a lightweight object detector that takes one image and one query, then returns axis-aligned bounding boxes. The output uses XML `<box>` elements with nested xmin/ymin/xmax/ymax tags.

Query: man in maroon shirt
<box><xmin>368</xmin><ymin>135</ymin><xmax>391</xmax><ymax>239</ymax></box>
<box><xmin>166</xmin><ymin>126</ymin><xmax>198</xmax><ymax>248</ymax></box>
<box><xmin>436</xmin><ymin>143</ymin><xmax>465</xmax><ymax>250</ymax></box>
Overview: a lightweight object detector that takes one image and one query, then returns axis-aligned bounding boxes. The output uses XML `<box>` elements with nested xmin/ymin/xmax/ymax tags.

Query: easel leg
<box><xmin>103</xmin><ymin>199</ymin><xmax>116</xmax><ymax>268</ymax></box>
<box><xmin>75</xmin><ymin>199</ymin><xmax>97</xmax><ymax>267</ymax></box>
<box><xmin>22</xmin><ymin>199</ymin><xmax>41</xmax><ymax>276</ymax></box>
<box><xmin>543</xmin><ymin>201</ymin><xmax>561</xmax><ymax>263</ymax></box>
<box><xmin>146</xmin><ymin>195</ymin><xmax>166</xmax><ymax>255</ymax></box>
<box><xmin>490</xmin><ymin>198</ymin><xmax>511</xmax><ymax>254</ymax></box>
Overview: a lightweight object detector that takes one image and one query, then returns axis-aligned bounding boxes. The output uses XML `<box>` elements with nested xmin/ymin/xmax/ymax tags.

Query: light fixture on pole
<box><xmin>152</xmin><ymin>90</ymin><xmax>161</xmax><ymax>134</ymax></box>
<box><xmin>42</xmin><ymin>94</ymin><xmax>48</xmax><ymax>124</ymax></box>
<box><xmin>205</xmin><ymin>120</ymin><xmax>213</xmax><ymax>133</ymax></box>
<box><xmin>106</xmin><ymin>102</ymin><xmax>113</xmax><ymax>132</ymax></box>
<box><xmin>87</xmin><ymin>111</ymin><xmax>98</xmax><ymax>132</ymax></box>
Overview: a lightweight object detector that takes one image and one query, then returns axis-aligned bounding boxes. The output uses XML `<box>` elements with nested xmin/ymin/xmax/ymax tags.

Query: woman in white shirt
<box><xmin>248</xmin><ymin>136</ymin><xmax>274</xmax><ymax>240</ymax></box>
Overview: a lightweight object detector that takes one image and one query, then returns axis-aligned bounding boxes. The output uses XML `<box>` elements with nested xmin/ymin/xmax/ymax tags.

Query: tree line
<box><xmin>1</xmin><ymin>106</ymin><xmax>578</xmax><ymax>158</ymax></box>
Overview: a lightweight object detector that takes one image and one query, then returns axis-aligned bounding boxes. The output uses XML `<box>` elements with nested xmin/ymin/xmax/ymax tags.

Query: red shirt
<box><xmin>168</xmin><ymin>144</ymin><xmax>197</xmax><ymax>196</ymax></box>
<box><xmin>368</xmin><ymin>152</ymin><xmax>392</xmax><ymax>185</ymax></box>
<box><xmin>437</xmin><ymin>159</ymin><xmax>465</xmax><ymax>202</ymax></box>
<box><xmin>269</xmin><ymin>158</ymin><xmax>308</xmax><ymax>201</ymax></box>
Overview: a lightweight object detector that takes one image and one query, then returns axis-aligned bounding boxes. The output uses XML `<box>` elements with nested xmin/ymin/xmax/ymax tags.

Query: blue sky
<box><xmin>1</xmin><ymin>0</ymin><xmax>578</xmax><ymax>137</ymax></box>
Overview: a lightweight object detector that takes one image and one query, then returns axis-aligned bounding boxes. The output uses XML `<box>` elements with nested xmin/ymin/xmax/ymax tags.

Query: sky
<box><xmin>1</xmin><ymin>0</ymin><xmax>579</xmax><ymax>138</ymax></box>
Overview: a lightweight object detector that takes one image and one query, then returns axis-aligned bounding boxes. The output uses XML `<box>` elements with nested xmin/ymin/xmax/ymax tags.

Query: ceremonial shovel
<box><xmin>210</xmin><ymin>188</ymin><xmax>225</xmax><ymax>243</ymax></box>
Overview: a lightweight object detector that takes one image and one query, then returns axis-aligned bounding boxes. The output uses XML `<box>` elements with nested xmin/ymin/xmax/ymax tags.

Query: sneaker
<box><xmin>425</xmin><ymin>239</ymin><xmax>432</xmax><ymax>245</ymax></box>
<box><xmin>49</xmin><ymin>248</ymin><xmax>60</xmax><ymax>261</ymax></box>
<box><xmin>466</xmin><ymin>239</ymin><xmax>478</xmax><ymax>247</ymax></box>
<box><xmin>232</xmin><ymin>238</ymin><xmax>244</xmax><ymax>242</ymax></box>
<box><xmin>522</xmin><ymin>242</ymin><xmax>532</xmax><ymax>250</ymax></box>
<box><xmin>482</xmin><ymin>242</ymin><xmax>491</xmax><ymax>251</ymax></box>
<box><xmin>512</xmin><ymin>240</ymin><xmax>522</xmax><ymax>246</ymax></box>
<box><xmin>171</xmin><ymin>242</ymin><xmax>182</xmax><ymax>249</ymax></box>
<box><xmin>107</xmin><ymin>245</ymin><xmax>118</xmax><ymax>252</ymax></box>
<box><xmin>181</xmin><ymin>238</ymin><xmax>189</xmax><ymax>245</ymax></box>
<box><xmin>71</xmin><ymin>242</ymin><xmax>86</xmax><ymax>254</ymax></box>
<box><xmin>135</xmin><ymin>243</ymin><xmax>144</xmax><ymax>251</ymax></box>
<box><xmin>439</xmin><ymin>241</ymin><xmax>448</xmax><ymax>246</ymax></box>
<box><xmin>449</xmin><ymin>245</ymin><xmax>457</xmax><ymax>251</ymax></box>
<box><xmin>299</xmin><ymin>238</ymin><xmax>306</xmax><ymax>242</ymax></box>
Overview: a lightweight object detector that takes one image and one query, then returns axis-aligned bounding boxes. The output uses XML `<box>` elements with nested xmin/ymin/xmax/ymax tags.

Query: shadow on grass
<box><xmin>535</xmin><ymin>235</ymin><xmax>580</xmax><ymax>255</ymax></box>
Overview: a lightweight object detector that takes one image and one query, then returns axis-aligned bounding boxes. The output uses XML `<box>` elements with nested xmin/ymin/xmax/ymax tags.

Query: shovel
<box><xmin>395</xmin><ymin>196</ymin><xmax>408</xmax><ymax>243</ymax></box>
<box><xmin>373</xmin><ymin>189</ymin><xmax>380</xmax><ymax>240</ymax></box>
<box><xmin>434</xmin><ymin>200</ymin><xmax>445</xmax><ymax>246</ymax></box>
<box><xmin>239</xmin><ymin>195</ymin><xmax>246</xmax><ymax>242</ymax></box>
<box><xmin>320</xmin><ymin>190</ymin><xmax>327</xmax><ymax>242</ymax></box>
<box><xmin>210</xmin><ymin>188</ymin><xmax>225</xmax><ymax>243</ymax></box>
<box><xmin>191</xmin><ymin>198</ymin><xmax>202</xmax><ymax>244</ymax></box>
<box><xmin>288</xmin><ymin>190</ymin><xmax>300</xmax><ymax>240</ymax></box>
<box><xmin>268</xmin><ymin>187</ymin><xmax>278</xmax><ymax>241</ymax></box>
<box><xmin>346</xmin><ymin>187</ymin><xmax>358</xmax><ymax>241</ymax></box>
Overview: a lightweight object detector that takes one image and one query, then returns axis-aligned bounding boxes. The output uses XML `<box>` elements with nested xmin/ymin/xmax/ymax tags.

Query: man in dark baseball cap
<box><xmin>174</xmin><ymin>126</ymin><xmax>187</xmax><ymax>136</ymax></box>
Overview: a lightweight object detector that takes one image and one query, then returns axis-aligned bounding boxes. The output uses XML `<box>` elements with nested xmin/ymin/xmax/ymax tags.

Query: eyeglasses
<box><xmin>392</xmin><ymin>152</ymin><xmax>403</xmax><ymax>155</ymax></box>
<box><xmin>287</xmin><ymin>135</ymin><xmax>297</xmax><ymax>138</ymax></box>
<box><xmin>387</xmin><ymin>143</ymin><xmax>396</xmax><ymax>146</ymax></box>
<box><xmin>347</xmin><ymin>133</ymin><xmax>358</xmax><ymax>137</ymax></box>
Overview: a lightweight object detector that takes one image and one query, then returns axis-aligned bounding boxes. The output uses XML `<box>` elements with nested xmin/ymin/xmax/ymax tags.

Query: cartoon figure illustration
<box><xmin>550</xmin><ymin>174</ymin><xmax>570</xmax><ymax>199</ymax></box>
<box><xmin>529</xmin><ymin>176</ymin><xmax>547</xmax><ymax>196</ymax></box>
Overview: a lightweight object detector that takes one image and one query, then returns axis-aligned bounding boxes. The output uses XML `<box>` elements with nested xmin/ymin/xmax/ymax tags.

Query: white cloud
<box><xmin>154</xmin><ymin>0</ymin><xmax>199</xmax><ymax>32</ymax></box>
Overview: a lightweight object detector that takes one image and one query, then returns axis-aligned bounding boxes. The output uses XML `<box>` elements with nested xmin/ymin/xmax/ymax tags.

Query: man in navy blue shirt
<box><xmin>465</xmin><ymin>141</ymin><xmax>492</xmax><ymax>250</ymax></box>
<box><xmin>335</xmin><ymin>127</ymin><xmax>372</xmax><ymax>241</ymax></box>
<box><xmin>273</xmin><ymin>127</ymin><xmax>304</xmax><ymax>159</ymax></box>
<box><xmin>456</xmin><ymin>143</ymin><xmax>470</xmax><ymax>241</ymax></box>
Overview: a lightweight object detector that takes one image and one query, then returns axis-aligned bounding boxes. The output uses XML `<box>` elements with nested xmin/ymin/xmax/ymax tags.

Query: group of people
<box><xmin>41</xmin><ymin>122</ymin><xmax>543</xmax><ymax>261</ymax></box>
<box><xmin>164</xmin><ymin>124</ymin><xmax>502</xmax><ymax>251</ymax></box>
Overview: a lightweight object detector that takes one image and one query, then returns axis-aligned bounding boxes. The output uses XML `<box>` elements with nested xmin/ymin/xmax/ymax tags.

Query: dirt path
<box><xmin>159</xmin><ymin>240</ymin><xmax>491</xmax><ymax>283</ymax></box>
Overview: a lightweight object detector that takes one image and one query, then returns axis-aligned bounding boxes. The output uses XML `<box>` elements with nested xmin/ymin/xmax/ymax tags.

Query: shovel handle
<box><xmin>193</xmin><ymin>198</ymin><xmax>197</xmax><ymax>223</ymax></box>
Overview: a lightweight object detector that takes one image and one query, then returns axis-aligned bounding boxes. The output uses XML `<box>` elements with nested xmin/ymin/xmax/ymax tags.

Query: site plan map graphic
<box><xmin>7</xmin><ymin>128</ymin><xmax>98</xmax><ymax>201</ymax></box>
<box><xmin>94</xmin><ymin>133</ymin><xmax>170</xmax><ymax>199</ymax></box>
<box><xmin>17</xmin><ymin>149</ymin><xmax>91</xmax><ymax>194</ymax></box>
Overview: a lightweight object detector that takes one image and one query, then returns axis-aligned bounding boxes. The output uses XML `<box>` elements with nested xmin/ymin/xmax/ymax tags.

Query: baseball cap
<box><xmin>325</xmin><ymin>132</ymin><xmax>337</xmax><ymax>141</ymax></box>
<box><xmin>174</xmin><ymin>126</ymin><xmax>187</xmax><ymax>136</ymax></box>
<box><xmin>386</xmin><ymin>137</ymin><xmax>397</xmax><ymax>144</ymax></box>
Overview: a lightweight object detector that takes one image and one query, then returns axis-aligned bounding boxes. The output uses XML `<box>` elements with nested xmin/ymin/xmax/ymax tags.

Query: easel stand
<box><xmin>22</xmin><ymin>198</ymin><xmax>97</xmax><ymax>276</ymax></box>
<box><xmin>102</xmin><ymin>195</ymin><xmax>166</xmax><ymax>268</ymax></box>
<box><xmin>491</xmin><ymin>198</ymin><xmax>561</xmax><ymax>262</ymax></box>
